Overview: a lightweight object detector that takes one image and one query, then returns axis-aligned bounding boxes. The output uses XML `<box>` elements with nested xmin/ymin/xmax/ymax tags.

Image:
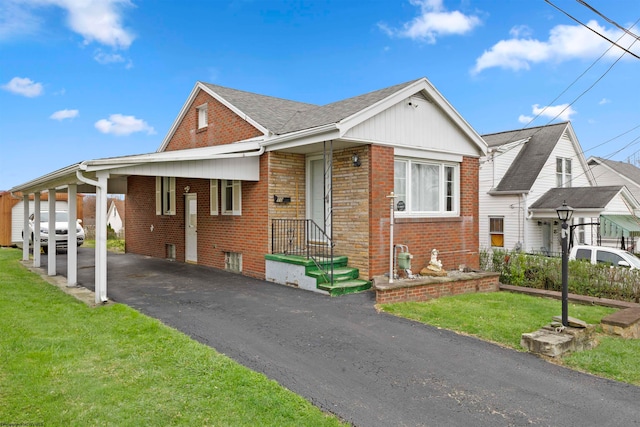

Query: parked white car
<box><xmin>569</xmin><ymin>245</ymin><xmax>640</xmax><ymax>270</ymax></box>
<box><xmin>25</xmin><ymin>211</ymin><xmax>85</xmax><ymax>254</ymax></box>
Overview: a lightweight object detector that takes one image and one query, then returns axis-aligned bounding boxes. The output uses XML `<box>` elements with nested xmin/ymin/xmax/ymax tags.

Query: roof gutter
<box><xmin>487</xmin><ymin>190</ymin><xmax>529</xmax><ymax>196</ymax></box>
<box><xmin>261</xmin><ymin>123</ymin><xmax>338</xmax><ymax>147</ymax></box>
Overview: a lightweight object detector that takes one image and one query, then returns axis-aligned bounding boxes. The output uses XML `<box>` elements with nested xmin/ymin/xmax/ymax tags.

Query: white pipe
<box><xmin>33</xmin><ymin>194</ymin><xmax>41</xmax><ymax>268</ymax></box>
<box><xmin>387</xmin><ymin>192</ymin><xmax>396</xmax><ymax>283</ymax></box>
<box><xmin>48</xmin><ymin>190</ymin><xmax>56</xmax><ymax>276</ymax></box>
<box><xmin>22</xmin><ymin>195</ymin><xmax>29</xmax><ymax>261</ymax></box>
<box><xmin>77</xmin><ymin>170</ymin><xmax>109</xmax><ymax>303</ymax></box>
<box><xmin>67</xmin><ymin>184</ymin><xmax>77</xmax><ymax>287</ymax></box>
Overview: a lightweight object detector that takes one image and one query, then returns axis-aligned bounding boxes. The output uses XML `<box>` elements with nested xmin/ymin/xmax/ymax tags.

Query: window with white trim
<box><xmin>155</xmin><ymin>176</ymin><xmax>176</xmax><ymax>215</ymax></box>
<box><xmin>556</xmin><ymin>157</ymin><xmax>572</xmax><ymax>188</ymax></box>
<box><xmin>197</xmin><ymin>103</ymin><xmax>208</xmax><ymax>129</ymax></box>
<box><xmin>489</xmin><ymin>217</ymin><xmax>504</xmax><ymax>248</ymax></box>
<box><xmin>393</xmin><ymin>159</ymin><xmax>458</xmax><ymax>215</ymax></box>
<box><xmin>222</xmin><ymin>180</ymin><xmax>241</xmax><ymax>215</ymax></box>
<box><xmin>210</xmin><ymin>179</ymin><xmax>218</xmax><ymax>215</ymax></box>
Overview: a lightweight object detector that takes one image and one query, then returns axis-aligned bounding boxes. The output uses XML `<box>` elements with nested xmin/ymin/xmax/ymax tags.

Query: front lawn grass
<box><xmin>83</xmin><ymin>238</ymin><xmax>125</xmax><ymax>253</ymax></box>
<box><xmin>380</xmin><ymin>292</ymin><xmax>640</xmax><ymax>386</ymax></box>
<box><xmin>0</xmin><ymin>248</ymin><xmax>345</xmax><ymax>426</ymax></box>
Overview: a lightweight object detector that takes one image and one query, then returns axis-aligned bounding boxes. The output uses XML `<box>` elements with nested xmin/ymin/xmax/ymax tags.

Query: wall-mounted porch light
<box><xmin>352</xmin><ymin>153</ymin><xmax>361</xmax><ymax>167</ymax></box>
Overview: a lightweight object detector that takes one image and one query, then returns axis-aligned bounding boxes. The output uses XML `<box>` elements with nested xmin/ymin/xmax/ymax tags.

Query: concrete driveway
<box><xmin>41</xmin><ymin>248</ymin><xmax>640</xmax><ymax>426</ymax></box>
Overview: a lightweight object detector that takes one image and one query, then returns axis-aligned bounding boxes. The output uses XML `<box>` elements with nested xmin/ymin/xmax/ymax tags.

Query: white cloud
<box><xmin>518</xmin><ymin>115</ymin><xmax>533</xmax><ymax>124</ymax></box>
<box><xmin>50</xmin><ymin>109</ymin><xmax>79</xmax><ymax>120</ymax></box>
<box><xmin>509</xmin><ymin>25</ymin><xmax>532</xmax><ymax>38</ymax></box>
<box><xmin>95</xmin><ymin>114</ymin><xmax>155</xmax><ymax>136</ymax></box>
<box><xmin>94</xmin><ymin>50</ymin><xmax>125</xmax><ymax>64</ymax></box>
<box><xmin>0</xmin><ymin>0</ymin><xmax>43</xmax><ymax>41</ymax></box>
<box><xmin>1</xmin><ymin>77</ymin><xmax>44</xmax><ymax>97</ymax></box>
<box><xmin>599</xmin><ymin>98</ymin><xmax>611</xmax><ymax>105</ymax></box>
<box><xmin>525</xmin><ymin>103</ymin><xmax>577</xmax><ymax>122</ymax></box>
<box><xmin>473</xmin><ymin>20</ymin><xmax>637</xmax><ymax>74</ymax></box>
<box><xmin>379</xmin><ymin>0</ymin><xmax>481</xmax><ymax>43</ymax></box>
<box><xmin>1</xmin><ymin>0</ymin><xmax>135</xmax><ymax>49</ymax></box>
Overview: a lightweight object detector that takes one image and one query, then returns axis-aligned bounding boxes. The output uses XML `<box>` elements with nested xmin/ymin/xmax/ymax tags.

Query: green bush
<box><xmin>481</xmin><ymin>249</ymin><xmax>640</xmax><ymax>303</ymax></box>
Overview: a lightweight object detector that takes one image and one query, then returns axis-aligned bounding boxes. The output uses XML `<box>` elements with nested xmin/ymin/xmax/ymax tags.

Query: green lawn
<box><xmin>83</xmin><ymin>238</ymin><xmax>125</xmax><ymax>253</ymax></box>
<box><xmin>0</xmin><ymin>248</ymin><xmax>345</xmax><ymax>426</ymax></box>
<box><xmin>381</xmin><ymin>292</ymin><xmax>640</xmax><ymax>385</ymax></box>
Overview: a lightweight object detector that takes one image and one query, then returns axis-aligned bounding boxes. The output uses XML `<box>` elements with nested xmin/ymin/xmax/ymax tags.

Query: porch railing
<box><xmin>271</xmin><ymin>219</ymin><xmax>334</xmax><ymax>285</ymax></box>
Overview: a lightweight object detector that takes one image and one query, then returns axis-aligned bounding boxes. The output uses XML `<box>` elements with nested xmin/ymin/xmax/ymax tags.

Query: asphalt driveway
<box><xmin>41</xmin><ymin>248</ymin><xmax>640</xmax><ymax>426</ymax></box>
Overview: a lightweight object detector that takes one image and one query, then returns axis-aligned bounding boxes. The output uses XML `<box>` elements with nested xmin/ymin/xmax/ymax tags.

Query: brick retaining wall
<box><xmin>373</xmin><ymin>272</ymin><xmax>500</xmax><ymax>304</ymax></box>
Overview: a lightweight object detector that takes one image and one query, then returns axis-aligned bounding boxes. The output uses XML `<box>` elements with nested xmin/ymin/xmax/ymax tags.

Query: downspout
<box><xmin>77</xmin><ymin>169</ymin><xmax>109</xmax><ymax>304</ymax></box>
<box><xmin>522</xmin><ymin>193</ymin><xmax>529</xmax><ymax>252</ymax></box>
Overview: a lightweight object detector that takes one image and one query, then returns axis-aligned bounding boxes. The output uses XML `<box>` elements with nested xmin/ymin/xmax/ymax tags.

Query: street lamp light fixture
<box><xmin>556</xmin><ymin>201</ymin><xmax>574</xmax><ymax>327</ymax></box>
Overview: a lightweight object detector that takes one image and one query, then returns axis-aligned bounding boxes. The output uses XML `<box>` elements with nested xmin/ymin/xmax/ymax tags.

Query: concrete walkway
<box><xmin>39</xmin><ymin>248</ymin><xmax>640</xmax><ymax>426</ymax></box>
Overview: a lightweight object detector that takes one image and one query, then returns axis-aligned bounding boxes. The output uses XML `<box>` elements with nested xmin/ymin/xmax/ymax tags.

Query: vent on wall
<box><xmin>166</xmin><ymin>243</ymin><xmax>176</xmax><ymax>261</ymax></box>
<box><xmin>225</xmin><ymin>252</ymin><xmax>242</xmax><ymax>273</ymax></box>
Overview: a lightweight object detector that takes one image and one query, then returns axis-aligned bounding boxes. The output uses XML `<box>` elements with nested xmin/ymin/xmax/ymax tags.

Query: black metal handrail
<box><xmin>272</xmin><ymin>219</ymin><xmax>334</xmax><ymax>285</ymax></box>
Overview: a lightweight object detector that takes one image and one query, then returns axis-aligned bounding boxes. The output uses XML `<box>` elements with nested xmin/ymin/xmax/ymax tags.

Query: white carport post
<box><xmin>48</xmin><ymin>189</ymin><xmax>56</xmax><ymax>276</ymax></box>
<box><xmin>22</xmin><ymin>195</ymin><xmax>29</xmax><ymax>261</ymax></box>
<box><xmin>67</xmin><ymin>184</ymin><xmax>78</xmax><ymax>286</ymax></box>
<box><xmin>95</xmin><ymin>172</ymin><xmax>109</xmax><ymax>303</ymax></box>
<box><xmin>33</xmin><ymin>193</ymin><xmax>41</xmax><ymax>268</ymax></box>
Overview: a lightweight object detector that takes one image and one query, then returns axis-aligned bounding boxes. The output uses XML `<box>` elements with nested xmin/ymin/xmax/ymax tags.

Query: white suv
<box><xmin>569</xmin><ymin>245</ymin><xmax>640</xmax><ymax>270</ymax></box>
<box><xmin>26</xmin><ymin>211</ymin><xmax>85</xmax><ymax>254</ymax></box>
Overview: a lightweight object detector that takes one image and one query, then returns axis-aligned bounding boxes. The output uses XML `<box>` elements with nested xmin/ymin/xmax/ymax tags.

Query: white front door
<box><xmin>307</xmin><ymin>156</ymin><xmax>330</xmax><ymax>235</ymax></box>
<box><xmin>185</xmin><ymin>193</ymin><xmax>197</xmax><ymax>263</ymax></box>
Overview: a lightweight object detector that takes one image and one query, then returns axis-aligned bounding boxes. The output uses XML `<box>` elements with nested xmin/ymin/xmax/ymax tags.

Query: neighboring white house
<box><xmin>106</xmin><ymin>199</ymin><xmax>125</xmax><ymax>236</ymax></box>
<box><xmin>479</xmin><ymin>122</ymin><xmax>640</xmax><ymax>254</ymax></box>
<box><xmin>587</xmin><ymin>157</ymin><xmax>640</xmax><ymax>250</ymax></box>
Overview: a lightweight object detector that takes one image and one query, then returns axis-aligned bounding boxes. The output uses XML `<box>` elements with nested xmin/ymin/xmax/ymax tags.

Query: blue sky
<box><xmin>2</xmin><ymin>0</ymin><xmax>640</xmax><ymax>190</ymax></box>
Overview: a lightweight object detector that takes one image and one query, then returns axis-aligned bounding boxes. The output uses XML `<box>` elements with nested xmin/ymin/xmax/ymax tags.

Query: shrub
<box><xmin>481</xmin><ymin>248</ymin><xmax>640</xmax><ymax>303</ymax></box>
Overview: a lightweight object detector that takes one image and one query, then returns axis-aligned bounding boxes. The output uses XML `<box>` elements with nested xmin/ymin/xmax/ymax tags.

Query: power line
<box><xmin>577</xmin><ymin>0</ymin><xmax>640</xmax><ymax>42</ymax></box>
<box><xmin>544</xmin><ymin>0</ymin><xmax>640</xmax><ymax>60</ymax></box>
<box><xmin>483</xmin><ymin>4</ymin><xmax>640</xmax><ymax>165</ymax></box>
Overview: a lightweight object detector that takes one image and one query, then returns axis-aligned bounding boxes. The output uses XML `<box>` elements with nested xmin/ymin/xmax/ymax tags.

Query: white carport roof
<box><xmin>10</xmin><ymin>139</ymin><xmax>263</xmax><ymax>305</ymax></box>
<box><xmin>10</xmin><ymin>140</ymin><xmax>263</xmax><ymax>195</ymax></box>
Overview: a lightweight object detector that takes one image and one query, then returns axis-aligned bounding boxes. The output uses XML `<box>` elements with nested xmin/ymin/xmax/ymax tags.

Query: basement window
<box><xmin>225</xmin><ymin>252</ymin><xmax>242</xmax><ymax>273</ymax></box>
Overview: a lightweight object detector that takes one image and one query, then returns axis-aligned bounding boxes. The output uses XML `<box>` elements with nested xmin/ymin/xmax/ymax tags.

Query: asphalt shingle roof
<box><xmin>590</xmin><ymin>157</ymin><xmax>640</xmax><ymax>186</ymax></box>
<box><xmin>202</xmin><ymin>79</ymin><xmax>422</xmax><ymax>135</ymax></box>
<box><xmin>529</xmin><ymin>186</ymin><xmax>624</xmax><ymax>210</ymax></box>
<box><xmin>482</xmin><ymin>122</ymin><xmax>569</xmax><ymax>192</ymax></box>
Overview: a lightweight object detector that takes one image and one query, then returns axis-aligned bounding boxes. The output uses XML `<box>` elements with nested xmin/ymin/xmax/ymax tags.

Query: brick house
<box><xmin>10</xmin><ymin>77</ymin><xmax>487</xmax><ymax>301</ymax></box>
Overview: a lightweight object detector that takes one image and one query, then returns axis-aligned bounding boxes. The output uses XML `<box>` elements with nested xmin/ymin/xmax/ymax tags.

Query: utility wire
<box><xmin>577</xmin><ymin>0</ymin><xmax>640</xmax><ymax>42</ymax></box>
<box><xmin>484</xmin><ymin>5</ymin><xmax>640</xmax><ymax>166</ymax></box>
<box><xmin>545</xmin><ymin>0</ymin><xmax>640</xmax><ymax>60</ymax></box>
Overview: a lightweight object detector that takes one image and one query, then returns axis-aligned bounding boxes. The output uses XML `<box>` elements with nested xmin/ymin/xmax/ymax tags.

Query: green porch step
<box><xmin>265</xmin><ymin>253</ymin><xmax>371</xmax><ymax>296</ymax></box>
<box><xmin>317</xmin><ymin>279</ymin><xmax>372</xmax><ymax>296</ymax></box>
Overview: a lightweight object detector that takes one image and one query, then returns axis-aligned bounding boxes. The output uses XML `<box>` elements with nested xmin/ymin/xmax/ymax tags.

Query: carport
<box><xmin>9</xmin><ymin>141</ymin><xmax>262</xmax><ymax>304</ymax></box>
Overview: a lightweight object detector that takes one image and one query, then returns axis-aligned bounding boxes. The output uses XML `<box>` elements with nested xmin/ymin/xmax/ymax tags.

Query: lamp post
<box><xmin>556</xmin><ymin>201</ymin><xmax>574</xmax><ymax>327</ymax></box>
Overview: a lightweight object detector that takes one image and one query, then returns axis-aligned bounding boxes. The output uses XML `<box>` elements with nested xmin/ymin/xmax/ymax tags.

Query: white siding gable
<box><xmin>528</xmin><ymin>132</ymin><xmax>591</xmax><ymax>206</ymax></box>
<box><xmin>479</xmin><ymin>141</ymin><xmax>525</xmax><ymax>191</ymax></box>
<box><xmin>591</xmin><ymin>162</ymin><xmax>640</xmax><ymax>202</ymax></box>
<box><xmin>344</xmin><ymin>94</ymin><xmax>480</xmax><ymax>157</ymax></box>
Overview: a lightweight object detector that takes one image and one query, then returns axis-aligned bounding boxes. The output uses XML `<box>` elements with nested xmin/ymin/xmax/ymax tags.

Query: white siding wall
<box><xmin>591</xmin><ymin>163</ymin><xmax>640</xmax><ymax>202</ymax></box>
<box><xmin>479</xmin><ymin>143</ymin><xmax>526</xmax><ymax>251</ymax></box>
<box><xmin>481</xmin><ymin>130</ymin><xmax>599</xmax><ymax>255</ymax></box>
<box><xmin>107</xmin><ymin>206</ymin><xmax>123</xmax><ymax>233</ymax></box>
<box><xmin>478</xmin><ymin>193</ymin><xmax>521</xmax><ymax>250</ymax></box>
<box><xmin>11</xmin><ymin>200</ymin><xmax>68</xmax><ymax>244</ymax></box>
<box><xmin>345</xmin><ymin>95</ymin><xmax>479</xmax><ymax>157</ymax></box>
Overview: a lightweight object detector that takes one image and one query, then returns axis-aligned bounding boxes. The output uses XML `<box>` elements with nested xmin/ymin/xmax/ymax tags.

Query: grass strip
<box><xmin>380</xmin><ymin>292</ymin><xmax>640</xmax><ymax>385</ymax></box>
<box><xmin>0</xmin><ymin>248</ymin><xmax>345</xmax><ymax>426</ymax></box>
